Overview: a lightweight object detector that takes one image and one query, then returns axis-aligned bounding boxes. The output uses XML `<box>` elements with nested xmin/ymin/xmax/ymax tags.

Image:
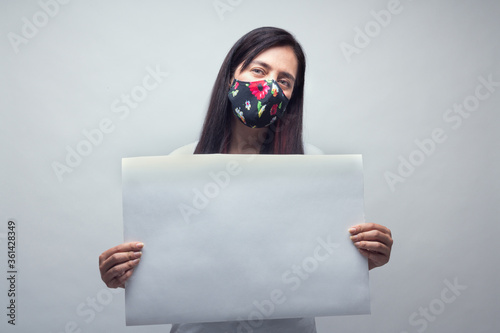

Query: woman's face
<box><xmin>234</xmin><ymin>45</ymin><xmax>298</xmax><ymax>100</ymax></box>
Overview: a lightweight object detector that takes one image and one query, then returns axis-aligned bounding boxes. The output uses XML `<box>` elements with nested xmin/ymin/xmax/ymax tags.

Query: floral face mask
<box><xmin>227</xmin><ymin>78</ymin><xmax>290</xmax><ymax>128</ymax></box>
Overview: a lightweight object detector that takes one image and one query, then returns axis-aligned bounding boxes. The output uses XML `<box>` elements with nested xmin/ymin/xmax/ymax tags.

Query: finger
<box><xmin>357</xmin><ymin>249</ymin><xmax>389</xmax><ymax>269</ymax></box>
<box><xmin>119</xmin><ymin>267</ymin><xmax>135</xmax><ymax>285</ymax></box>
<box><xmin>350</xmin><ymin>229</ymin><xmax>393</xmax><ymax>248</ymax></box>
<box><xmin>353</xmin><ymin>239</ymin><xmax>391</xmax><ymax>258</ymax></box>
<box><xmin>107</xmin><ymin>271</ymin><xmax>129</xmax><ymax>289</ymax></box>
<box><xmin>106</xmin><ymin>268</ymin><xmax>133</xmax><ymax>289</ymax></box>
<box><xmin>106</xmin><ymin>276</ymin><xmax>123</xmax><ymax>289</ymax></box>
<box><xmin>111</xmin><ymin>268</ymin><xmax>135</xmax><ymax>289</ymax></box>
<box><xmin>349</xmin><ymin>223</ymin><xmax>392</xmax><ymax>238</ymax></box>
<box><xmin>100</xmin><ymin>250</ymin><xmax>142</xmax><ymax>276</ymax></box>
<box><xmin>99</xmin><ymin>242</ymin><xmax>144</xmax><ymax>265</ymax></box>
<box><xmin>102</xmin><ymin>257</ymin><xmax>141</xmax><ymax>287</ymax></box>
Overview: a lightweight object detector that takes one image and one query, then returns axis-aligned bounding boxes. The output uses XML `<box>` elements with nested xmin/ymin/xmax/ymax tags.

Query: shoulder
<box><xmin>169</xmin><ymin>141</ymin><xmax>198</xmax><ymax>155</ymax></box>
<box><xmin>304</xmin><ymin>143</ymin><xmax>324</xmax><ymax>155</ymax></box>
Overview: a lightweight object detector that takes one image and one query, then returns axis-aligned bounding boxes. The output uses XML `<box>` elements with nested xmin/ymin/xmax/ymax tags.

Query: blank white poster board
<box><xmin>122</xmin><ymin>154</ymin><xmax>370</xmax><ymax>325</ymax></box>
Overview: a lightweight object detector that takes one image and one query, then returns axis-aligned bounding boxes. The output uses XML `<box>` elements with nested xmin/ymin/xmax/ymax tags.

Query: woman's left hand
<box><xmin>349</xmin><ymin>223</ymin><xmax>393</xmax><ymax>270</ymax></box>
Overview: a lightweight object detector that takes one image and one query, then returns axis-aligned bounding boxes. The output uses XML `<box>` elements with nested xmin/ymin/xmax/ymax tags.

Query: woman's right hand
<box><xmin>99</xmin><ymin>242</ymin><xmax>144</xmax><ymax>288</ymax></box>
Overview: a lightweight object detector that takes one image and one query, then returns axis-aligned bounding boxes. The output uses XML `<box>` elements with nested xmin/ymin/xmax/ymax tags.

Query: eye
<box><xmin>251</xmin><ymin>68</ymin><xmax>265</xmax><ymax>75</ymax></box>
<box><xmin>278</xmin><ymin>79</ymin><xmax>291</xmax><ymax>88</ymax></box>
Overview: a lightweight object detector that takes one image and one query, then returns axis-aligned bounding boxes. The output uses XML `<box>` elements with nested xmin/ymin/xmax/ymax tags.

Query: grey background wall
<box><xmin>1</xmin><ymin>0</ymin><xmax>498</xmax><ymax>332</ymax></box>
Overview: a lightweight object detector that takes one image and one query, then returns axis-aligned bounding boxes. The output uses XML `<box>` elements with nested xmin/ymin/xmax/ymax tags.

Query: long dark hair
<box><xmin>194</xmin><ymin>27</ymin><xmax>306</xmax><ymax>154</ymax></box>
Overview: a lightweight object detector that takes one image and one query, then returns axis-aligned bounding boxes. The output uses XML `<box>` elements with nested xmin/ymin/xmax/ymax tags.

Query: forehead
<box><xmin>245</xmin><ymin>46</ymin><xmax>299</xmax><ymax>78</ymax></box>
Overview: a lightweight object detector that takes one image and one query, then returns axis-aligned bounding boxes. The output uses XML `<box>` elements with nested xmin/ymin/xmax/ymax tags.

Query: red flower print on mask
<box><xmin>249</xmin><ymin>80</ymin><xmax>270</xmax><ymax>100</ymax></box>
<box><xmin>270</xmin><ymin>104</ymin><xmax>278</xmax><ymax>116</ymax></box>
<box><xmin>234</xmin><ymin>81</ymin><xmax>239</xmax><ymax>90</ymax></box>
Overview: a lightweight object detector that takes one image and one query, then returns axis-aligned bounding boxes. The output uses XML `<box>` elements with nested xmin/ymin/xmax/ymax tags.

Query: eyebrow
<box><xmin>249</xmin><ymin>60</ymin><xmax>296</xmax><ymax>82</ymax></box>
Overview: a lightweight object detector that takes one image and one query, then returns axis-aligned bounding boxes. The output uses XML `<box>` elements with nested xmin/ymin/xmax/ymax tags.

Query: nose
<box><xmin>264</xmin><ymin>71</ymin><xmax>279</xmax><ymax>83</ymax></box>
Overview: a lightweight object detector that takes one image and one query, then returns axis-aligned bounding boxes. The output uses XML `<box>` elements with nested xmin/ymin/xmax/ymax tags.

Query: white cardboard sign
<box><xmin>122</xmin><ymin>154</ymin><xmax>370</xmax><ymax>326</ymax></box>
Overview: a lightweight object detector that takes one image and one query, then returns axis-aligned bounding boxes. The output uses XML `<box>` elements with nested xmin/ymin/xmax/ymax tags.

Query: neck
<box><xmin>228</xmin><ymin>117</ymin><xmax>268</xmax><ymax>154</ymax></box>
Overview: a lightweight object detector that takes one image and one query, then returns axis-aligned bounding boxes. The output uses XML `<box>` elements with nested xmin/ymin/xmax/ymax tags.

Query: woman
<box><xmin>99</xmin><ymin>27</ymin><xmax>393</xmax><ymax>332</ymax></box>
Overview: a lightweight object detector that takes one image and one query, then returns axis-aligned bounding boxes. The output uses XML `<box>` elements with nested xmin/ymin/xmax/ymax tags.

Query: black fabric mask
<box><xmin>228</xmin><ymin>79</ymin><xmax>290</xmax><ymax>128</ymax></box>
